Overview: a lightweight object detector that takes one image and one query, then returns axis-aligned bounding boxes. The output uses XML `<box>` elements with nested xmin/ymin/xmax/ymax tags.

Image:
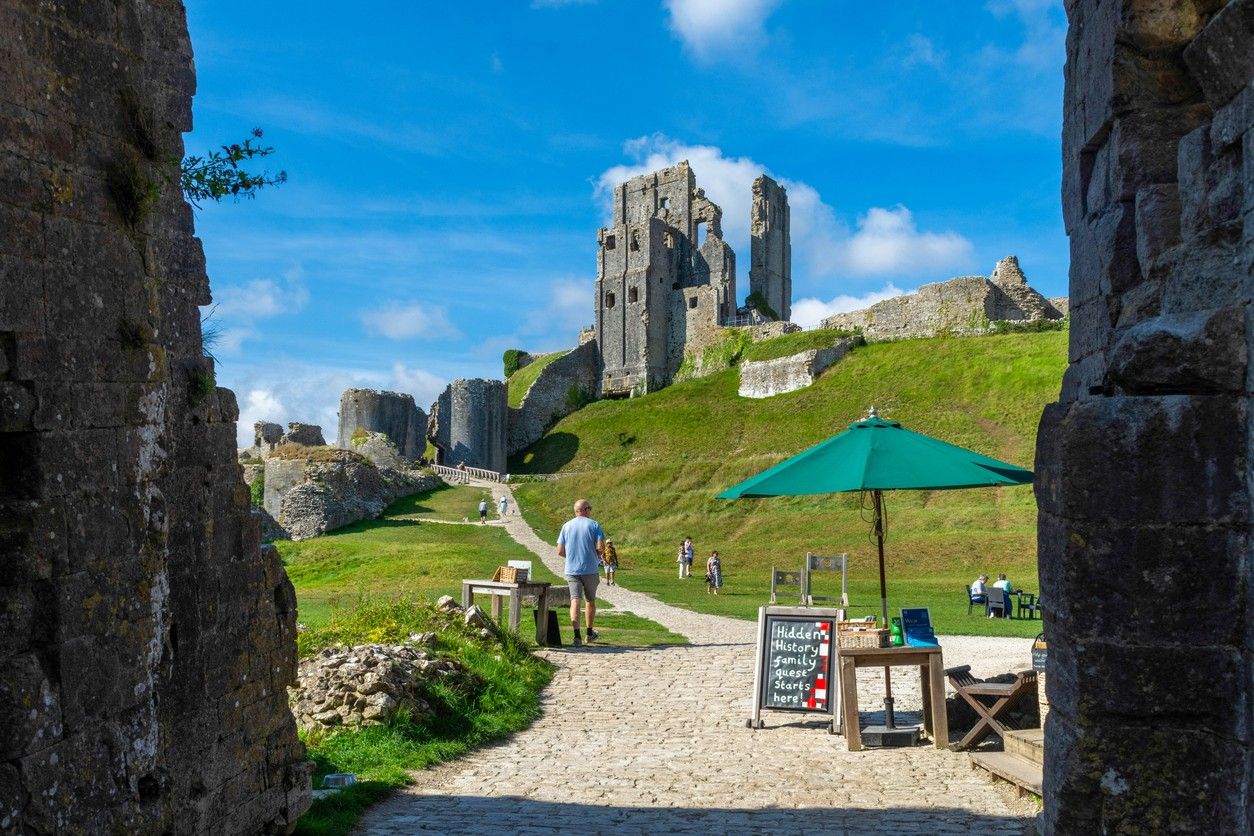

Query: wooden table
<box><xmin>461</xmin><ymin>579</ymin><xmax>552</xmax><ymax>645</ymax></box>
<box><xmin>836</xmin><ymin>644</ymin><xmax>949</xmax><ymax>751</ymax></box>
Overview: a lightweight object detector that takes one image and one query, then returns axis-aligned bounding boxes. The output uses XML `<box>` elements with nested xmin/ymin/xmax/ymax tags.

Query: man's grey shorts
<box><xmin>567</xmin><ymin>573</ymin><xmax>599</xmax><ymax>602</ymax></box>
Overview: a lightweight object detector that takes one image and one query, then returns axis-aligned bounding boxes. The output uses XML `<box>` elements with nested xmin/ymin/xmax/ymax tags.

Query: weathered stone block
<box><xmin>1108</xmin><ymin>306</ymin><xmax>1247</xmax><ymax>394</ymax></box>
<box><xmin>1035</xmin><ymin>395</ymin><xmax>1246</xmax><ymax>524</ymax></box>
<box><xmin>0</xmin><ymin>652</ymin><xmax>61</xmax><ymax>761</ymax></box>
<box><xmin>1182</xmin><ymin>0</ymin><xmax>1254</xmax><ymax>109</ymax></box>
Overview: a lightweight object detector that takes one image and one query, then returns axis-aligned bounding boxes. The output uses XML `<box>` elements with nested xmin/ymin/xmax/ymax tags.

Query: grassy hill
<box><xmin>510</xmin><ymin>330</ymin><xmax>1066</xmax><ymax>637</ymax></box>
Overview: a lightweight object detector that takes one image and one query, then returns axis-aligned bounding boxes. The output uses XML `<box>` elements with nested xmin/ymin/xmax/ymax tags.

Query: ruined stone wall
<box><xmin>428</xmin><ymin>378</ymin><xmax>507</xmax><ymax>472</ymax></box>
<box><xmin>506</xmin><ymin>341</ymin><xmax>599</xmax><ymax>456</ymax></box>
<box><xmin>336</xmin><ymin>388</ymin><xmax>426</xmax><ymax>460</ymax></box>
<box><xmin>0</xmin><ymin>2</ymin><xmax>309</xmax><ymax>831</ymax></box>
<box><xmin>1037</xmin><ymin>0</ymin><xmax>1252</xmax><ymax>831</ymax></box>
<box><xmin>822</xmin><ymin>256</ymin><xmax>1063</xmax><ymax>340</ymax></box>
<box><xmin>738</xmin><ymin>341</ymin><xmax>852</xmax><ymax>399</ymax></box>
<box><xmin>749</xmin><ymin>174</ymin><xmax>791</xmax><ymax>322</ymax></box>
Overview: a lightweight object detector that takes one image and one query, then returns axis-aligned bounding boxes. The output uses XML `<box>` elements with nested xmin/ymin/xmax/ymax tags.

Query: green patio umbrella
<box><xmin>718</xmin><ymin>407</ymin><xmax>1033</xmax><ymax>734</ymax></box>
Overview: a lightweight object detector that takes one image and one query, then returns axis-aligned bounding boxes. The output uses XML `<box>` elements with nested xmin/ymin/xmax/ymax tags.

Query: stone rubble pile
<box><xmin>290</xmin><ymin>635</ymin><xmax>465</xmax><ymax>730</ymax></box>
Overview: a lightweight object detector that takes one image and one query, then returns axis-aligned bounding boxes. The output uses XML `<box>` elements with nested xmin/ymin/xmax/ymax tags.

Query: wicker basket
<box><xmin>492</xmin><ymin>566</ymin><xmax>528</xmax><ymax>583</ymax></box>
<box><xmin>836</xmin><ymin>621</ymin><xmax>889</xmax><ymax>648</ymax></box>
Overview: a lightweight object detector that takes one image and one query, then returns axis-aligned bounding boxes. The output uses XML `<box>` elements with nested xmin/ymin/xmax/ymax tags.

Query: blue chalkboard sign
<box><xmin>900</xmin><ymin>607</ymin><xmax>938</xmax><ymax>647</ymax></box>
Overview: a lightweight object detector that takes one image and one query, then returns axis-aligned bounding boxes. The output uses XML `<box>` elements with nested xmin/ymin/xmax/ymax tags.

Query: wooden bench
<box><xmin>945</xmin><ymin>665</ymin><xmax>1038</xmax><ymax>751</ymax></box>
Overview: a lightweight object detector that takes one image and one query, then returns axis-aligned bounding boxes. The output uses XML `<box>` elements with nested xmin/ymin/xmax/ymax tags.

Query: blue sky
<box><xmin>185</xmin><ymin>0</ymin><xmax>1068</xmax><ymax>445</ymax></box>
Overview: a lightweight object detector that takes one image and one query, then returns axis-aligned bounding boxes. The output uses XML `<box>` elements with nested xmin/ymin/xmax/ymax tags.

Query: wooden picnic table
<box><xmin>461</xmin><ymin>579</ymin><xmax>552</xmax><ymax>645</ymax></box>
<box><xmin>836</xmin><ymin>644</ymin><xmax>949</xmax><ymax>751</ymax></box>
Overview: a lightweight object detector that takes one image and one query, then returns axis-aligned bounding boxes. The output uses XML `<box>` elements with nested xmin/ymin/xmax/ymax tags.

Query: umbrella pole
<box><xmin>874</xmin><ymin>489</ymin><xmax>897</xmax><ymax>729</ymax></box>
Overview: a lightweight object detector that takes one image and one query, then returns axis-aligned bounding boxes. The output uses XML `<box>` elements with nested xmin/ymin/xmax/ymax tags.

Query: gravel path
<box><xmin>357</xmin><ymin>480</ymin><xmax>1039</xmax><ymax>834</ymax></box>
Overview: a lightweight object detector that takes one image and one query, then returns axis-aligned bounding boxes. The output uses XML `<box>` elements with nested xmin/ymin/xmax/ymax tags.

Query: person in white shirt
<box><xmin>970</xmin><ymin>574</ymin><xmax>989</xmax><ymax>605</ymax></box>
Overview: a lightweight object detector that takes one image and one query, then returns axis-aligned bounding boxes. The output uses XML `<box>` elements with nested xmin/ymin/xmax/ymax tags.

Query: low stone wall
<box><xmin>263</xmin><ymin>448</ymin><xmax>441</xmax><ymax>541</ymax></box>
<box><xmin>507</xmin><ymin>341</ymin><xmax>599</xmax><ymax>455</ymax></box>
<box><xmin>738</xmin><ymin>341</ymin><xmax>853</xmax><ymax>398</ymax></box>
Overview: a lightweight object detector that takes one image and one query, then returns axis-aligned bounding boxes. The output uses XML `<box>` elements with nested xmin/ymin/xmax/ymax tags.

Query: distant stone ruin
<box><xmin>595</xmin><ymin>162</ymin><xmax>792</xmax><ymax>397</ymax></box>
<box><xmin>337</xmin><ymin>388</ymin><xmax>427</xmax><ymax>460</ymax></box>
<box><xmin>507</xmin><ymin>341</ymin><xmax>600</xmax><ymax>455</ymax></box>
<box><xmin>1038</xmin><ymin>0</ymin><xmax>1252</xmax><ymax>831</ymax></box>
<box><xmin>738</xmin><ymin>340</ymin><xmax>854</xmax><ymax>399</ymax></box>
<box><xmin>262</xmin><ymin>440</ymin><xmax>440</xmax><ymax>541</ymax></box>
<box><xmin>428</xmin><ymin>378</ymin><xmax>508</xmax><ymax>471</ymax></box>
<box><xmin>822</xmin><ymin>256</ymin><xmax>1064</xmax><ymax>340</ymax></box>
<box><xmin>0</xmin><ymin>2</ymin><xmax>309</xmax><ymax>830</ymax></box>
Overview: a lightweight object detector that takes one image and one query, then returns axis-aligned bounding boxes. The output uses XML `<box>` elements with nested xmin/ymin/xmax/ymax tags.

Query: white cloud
<box><xmin>596</xmin><ymin>134</ymin><xmax>974</xmax><ymax>287</ymax></box>
<box><xmin>792</xmin><ymin>284</ymin><xmax>908</xmax><ymax>329</ymax></box>
<box><xmin>663</xmin><ymin>0</ymin><xmax>782</xmax><ymax>61</ymax></box>
<box><xmin>390</xmin><ymin>363</ymin><xmax>447</xmax><ymax>411</ymax></box>
<box><xmin>360</xmin><ymin>303</ymin><xmax>461</xmax><ymax>341</ymax></box>
<box><xmin>903</xmin><ymin>34</ymin><xmax>943</xmax><ymax>68</ymax></box>
<box><xmin>237</xmin><ymin>388</ymin><xmax>287</xmax><ymax>447</ymax></box>
<box><xmin>202</xmin><ymin>266</ymin><xmax>308</xmax><ymax>356</ymax></box>
<box><xmin>841</xmin><ymin>206</ymin><xmax>973</xmax><ymax>276</ymax></box>
<box><xmin>521</xmin><ymin>279</ymin><xmax>594</xmax><ymax>338</ymax></box>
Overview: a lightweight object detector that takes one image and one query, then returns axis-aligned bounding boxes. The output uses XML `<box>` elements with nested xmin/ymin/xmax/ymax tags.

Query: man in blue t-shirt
<box><xmin>556</xmin><ymin>498</ymin><xmax>605</xmax><ymax>647</ymax></box>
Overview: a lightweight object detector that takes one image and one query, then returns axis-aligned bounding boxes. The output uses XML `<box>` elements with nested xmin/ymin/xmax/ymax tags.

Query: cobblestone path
<box><xmin>357</xmin><ymin>482</ymin><xmax>1038</xmax><ymax>834</ymax></box>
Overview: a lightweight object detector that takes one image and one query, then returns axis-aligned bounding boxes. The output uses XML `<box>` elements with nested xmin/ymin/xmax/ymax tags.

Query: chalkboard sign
<box><xmin>1032</xmin><ymin>633</ymin><xmax>1047</xmax><ymax>671</ymax></box>
<box><xmin>759</xmin><ymin>615</ymin><xmax>835</xmax><ymax>712</ymax></box>
<box><xmin>900</xmin><ymin>607</ymin><xmax>938</xmax><ymax>647</ymax></box>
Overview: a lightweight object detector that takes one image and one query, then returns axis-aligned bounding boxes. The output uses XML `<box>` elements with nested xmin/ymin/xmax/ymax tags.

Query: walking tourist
<box><xmin>498</xmin><ymin>495</ymin><xmax>508</xmax><ymax>516</ymax></box>
<box><xmin>478</xmin><ymin>498</ymin><xmax>488</xmax><ymax>524</ymax></box>
<box><xmin>556</xmin><ymin>498</ymin><xmax>605</xmax><ymax>647</ymax></box>
<box><xmin>683</xmin><ymin>536</ymin><xmax>694</xmax><ymax>577</ymax></box>
<box><xmin>705</xmin><ymin>550</ymin><xmax>722</xmax><ymax>595</ymax></box>
<box><xmin>603</xmin><ymin>539</ymin><xmax>618</xmax><ymax>585</ymax></box>
<box><xmin>677</xmin><ymin>540</ymin><xmax>688</xmax><ymax>578</ymax></box>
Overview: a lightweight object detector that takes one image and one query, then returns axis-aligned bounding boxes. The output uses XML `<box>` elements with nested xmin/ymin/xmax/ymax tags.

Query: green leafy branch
<box><xmin>180</xmin><ymin>127</ymin><xmax>287</xmax><ymax>208</ymax></box>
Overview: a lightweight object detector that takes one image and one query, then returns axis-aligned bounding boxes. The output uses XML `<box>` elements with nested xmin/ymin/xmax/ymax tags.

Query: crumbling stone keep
<box><xmin>749</xmin><ymin>174</ymin><xmax>792</xmax><ymax>322</ymax></box>
<box><xmin>336</xmin><ymin>388</ymin><xmax>427</xmax><ymax>460</ymax></box>
<box><xmin>596</xmin><ymin>161</ymin><xmax>791</xmax><ymax>397</ymax></box>
<box><xmin>1037</xmin><ymin>0</ymin><xmax>1252</xmax><ymax>831</ymax></box>
<box><xmin>428</xmin><ymin>378</ymin><xmax>508</xmax><ymax>472</ymax></box>
<box><xmin>0</xmin><ymin>2</ymin><xmax>310</xmax><ymax>831</ymax></box>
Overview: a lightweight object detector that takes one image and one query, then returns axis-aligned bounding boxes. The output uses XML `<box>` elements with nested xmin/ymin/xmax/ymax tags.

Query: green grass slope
<box><xmin>510</xmin><ymin>331</ymin><xmax>1066</xmax><ymax>637</ymax></box>
<box><xmin>507</xmin><ymin>350</ymin><xmax>564</xmax><ymax>408</ymax></box>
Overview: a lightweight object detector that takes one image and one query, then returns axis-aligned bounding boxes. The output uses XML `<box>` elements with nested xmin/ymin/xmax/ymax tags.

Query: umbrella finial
<box><xmin>867</xmin><ymin>405</ymin><xmax>878</xmax><ymax>418</ymax></box>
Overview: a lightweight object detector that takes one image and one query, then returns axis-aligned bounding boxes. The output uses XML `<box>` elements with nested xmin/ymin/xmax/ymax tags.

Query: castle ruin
<box><xmin>595</xmin><ymin>162</ymin><xmax>791</xmax><ymax>396</ymax></box>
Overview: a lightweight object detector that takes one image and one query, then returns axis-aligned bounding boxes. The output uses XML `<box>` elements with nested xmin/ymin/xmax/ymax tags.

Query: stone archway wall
<box><xmin>0</xmin><ymin>2</ymin><xmax>310</xmax><ymax>832</ymax></box>
<box><xmin>1038</xmin><ymin>0</ymin><xmax>1251</xmax><ymax>831</ymax></box>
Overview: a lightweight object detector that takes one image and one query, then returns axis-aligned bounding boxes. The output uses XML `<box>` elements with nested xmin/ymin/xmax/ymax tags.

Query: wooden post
<box><xmin>461</xmin><ymin>581</ymin><xmax>472</xmax><ymax>609</ymax></box>
<box><xmin>841</xmin><ymin>656</ymin><xmax>861</xmax><ymax>751</ymax></box>
<box><xmin>928</xmin><ymin>652</ymin><xmax>949</xmax><ymax>749</ymax></box>
<box><xmin>536</xmin><ymin>586</ymin><xmax>550</xmax><ymax>645</ymax></box>
<box><xmin>508</xmin><ymin>588</ymin><xmax>521</xmax><ymax>632</ymax></box>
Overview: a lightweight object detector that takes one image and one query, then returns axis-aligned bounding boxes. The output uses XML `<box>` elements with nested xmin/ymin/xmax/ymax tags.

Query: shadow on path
<box><xmin>361</xmin><ymin>796</ymin><xmax>1032</xmax><ymax>835</ymax></box>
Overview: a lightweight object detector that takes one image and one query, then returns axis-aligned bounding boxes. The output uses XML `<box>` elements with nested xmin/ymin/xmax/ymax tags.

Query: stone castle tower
<box><xmin>749</xmin><ymin>174</ymin><xmax>791</xmax><ymax>322</ymax></box>
<box><xmin>595</xmin><ymin>162</ymin><xmax>791</xmax><ymax>397</ymax></box>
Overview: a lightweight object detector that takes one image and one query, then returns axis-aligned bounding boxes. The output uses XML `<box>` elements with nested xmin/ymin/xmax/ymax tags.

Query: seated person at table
<box><xmin>970</xmin><ymin>574</ymin><xmax>989</xmax><ymax>604</ymax></box>
<box><xmin>992</xmin><ymin>573</ymin><xmax>1014</xmax><ymax>593</ymax></box>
